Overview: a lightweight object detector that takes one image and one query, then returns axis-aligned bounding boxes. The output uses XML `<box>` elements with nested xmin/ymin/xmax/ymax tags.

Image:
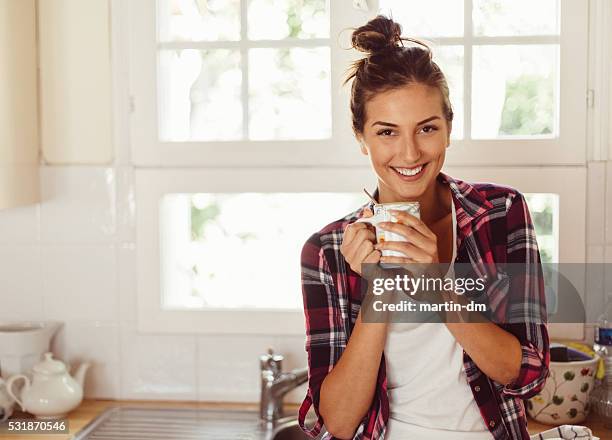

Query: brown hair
<box><xmin>345</xmin><ymin>15</ymin><xmax>454</xmax><ymax>135</ymax></box>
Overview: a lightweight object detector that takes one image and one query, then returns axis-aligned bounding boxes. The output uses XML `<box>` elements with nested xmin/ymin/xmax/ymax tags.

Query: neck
<box><xmin>377</xmin><ymin>175</ymin><xmax>451</xmax><ymax>225</ymax></box>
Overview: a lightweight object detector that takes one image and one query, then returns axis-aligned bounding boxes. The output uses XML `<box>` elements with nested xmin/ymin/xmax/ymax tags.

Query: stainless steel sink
<box><xmin>74</xmin><ymin>407</ymin><xmax>324</xmax><ymax>440</ymax></box>
<box><xmin>272</xmin><ymin>419</ymin><xmax>322</xmax><ymax>440</ymax></box>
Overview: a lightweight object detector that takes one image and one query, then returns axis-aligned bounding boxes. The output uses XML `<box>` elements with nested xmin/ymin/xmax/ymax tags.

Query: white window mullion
<box><xmin>240</xmin><ymin>0</ymin><xmax>249</xmax><ymax>140</ymax></box>
<box><xmin>157</xmin><ymin>39</ymin><xmax>332</xmax><ymax>51</ymax></box>
<box><xmin>464</xmin><ymin>0</ymin><xmax>473</xmax><ymax>140</ymax></box>
<box><xmin>423</xmin><ymin>36</ymin><xmax>560</xmax><ymax>46</ymax></box>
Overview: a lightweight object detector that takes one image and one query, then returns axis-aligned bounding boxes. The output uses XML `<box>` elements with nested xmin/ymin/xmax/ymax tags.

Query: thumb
<box><xmin>361</xmin><ymin>207</ymin><xmax>374</xmax><ymax>218</ymax></box>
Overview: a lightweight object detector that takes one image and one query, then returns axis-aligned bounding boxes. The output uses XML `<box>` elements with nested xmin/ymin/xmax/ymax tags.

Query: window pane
<box><xmin>473</xmin><ymin>0</ymin><xmax>560</xmax><ymax>37</ymax></box>
<box><xmin>160</xmin><ymin>193</ymin><xmax>364</xmax><ymax>309</ymax></box>
<box><xmin>158</xmin><ymin>49</ymin><xmax>242</xmax><ymax>141</ymax></box>
<box><xmin>379</xmin><ymin>0</ymin><xmax>464</xmax><ymax>38</ymax></box>
<box><xmin>247</xmin><ymin>0</ymin><xmax>329</xmax><ymax>40</ymax></box>
<box><xmin>158</xmin><ymin>0</ymin><xmax>241</xmax><ymax>42</ymax></box>
<box><xmin>434</xmin><ymin>46</ymin><xmax>464</xmax><ymax>140</ymax></box>
<box><xmin>249</xmin><ymin>47</ymin><xmax>331</xmax><ymax>140</ymax></box>
<box><xmin>524</xmin><ymin>193</ymin><xmax>559</xmax><ymax>264</ymax></box>
<box><xmin>472</xmin><ymin>45</ymin><xmax>558</xmax><ymax>139</ymax></box>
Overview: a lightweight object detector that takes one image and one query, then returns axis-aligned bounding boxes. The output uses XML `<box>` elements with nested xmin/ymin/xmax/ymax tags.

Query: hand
<box><xmin>341</xmin><ymin>208</ymin><xmax>381</xmax><ymax>276</ymax></box>
<box><xmin>374</xmin><ymin>209</ymin><xmax>440</xmax><ymax>266</ymax></box>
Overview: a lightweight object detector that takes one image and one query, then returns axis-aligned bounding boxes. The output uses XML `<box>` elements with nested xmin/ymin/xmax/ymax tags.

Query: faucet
<box><xmin>259</xmin><ymin>348</ymin><xmax>309</xmax><ymax>428</ymax></box>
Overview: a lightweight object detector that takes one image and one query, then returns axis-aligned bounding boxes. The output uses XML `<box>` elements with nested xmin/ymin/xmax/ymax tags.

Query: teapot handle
<box><xmin>6</xmin><ymin>375</ymin><xmax>29</xmax><ymax>412</ymax></box>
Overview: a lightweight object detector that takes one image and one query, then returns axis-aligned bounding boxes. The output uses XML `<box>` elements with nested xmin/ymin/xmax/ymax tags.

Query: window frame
<box><xmin>123</xmin><ymin>0</ymin><xmax>591</xmax><ymax>339</ymax></box>
<box><xmin>128</xmin><ymin>0</ymin><xmax>588</xmax><ymax>167</ymax></box>
<box><xmin>135</xmin><ymin>166</ymin><xmax>586</xmax><ymax>336</ymax></box>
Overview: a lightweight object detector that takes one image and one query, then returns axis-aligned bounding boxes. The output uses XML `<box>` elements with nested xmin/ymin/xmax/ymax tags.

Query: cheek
<box><xmin>369</xmin><ymin>145</ymin><xmax>395</xmax><ymax>165</ymax></box>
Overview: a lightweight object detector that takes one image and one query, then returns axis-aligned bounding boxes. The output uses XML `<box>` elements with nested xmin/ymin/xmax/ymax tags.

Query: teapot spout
<box><xmin>73</xmin><ymin>362</ymin><xmax>91</xmax><ymax>390</ymax></box>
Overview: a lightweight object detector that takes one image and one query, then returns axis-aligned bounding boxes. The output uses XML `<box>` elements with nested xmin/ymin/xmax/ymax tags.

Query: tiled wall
<box><xmin>0</xmin><ymin>165</ymin><xmax>308</xmax><ymax>403</ymax></box>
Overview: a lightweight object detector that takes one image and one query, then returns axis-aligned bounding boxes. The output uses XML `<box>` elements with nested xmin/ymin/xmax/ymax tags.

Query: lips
<box><xmin>391</xmin><ymin>162</ymin><xmax>428</xmax><ymax>181</ymax></box>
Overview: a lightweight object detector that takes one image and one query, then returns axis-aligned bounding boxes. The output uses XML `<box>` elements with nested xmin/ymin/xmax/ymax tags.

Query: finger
<box><xmin>363</xmin><ymin>248</ymin><xmax>381</xmax><ymax>264</ymax></box>
<box><xmin>354</xmin><ymin>240</ymin><xmax>375</xmax><ymax>267</ymax></box>
<box><xmin>377</xmin><ymin>222</ymin><xmax>432</xmax><ymax>250</ymax></box>
<box><xmin>379</xmin><ymin>255</ymin><xmax>418</xmax><ymax>265</ymax></box>
<box><xmin>388</xmin><ymin>210</ymin><xmax>436</xmax><ymax>240</ymax></box>
<box><xmin>375</xmin><ymin>241</ymin><xmax>430</xmax><ymax>261</ymax></box>
<box><xmin>343</xmin><ymin>227</ymin><xmax>375</xmax><ymax>264</ymax></box>
<box><xmin>343</xmin><ymin>221</ymin><xmax>368</xmax><ymax>244</ymax></box>
<box><xmin>360</xmin><ymin>207</ymin><xmax>374</xmax><ymax>218</ymax></box>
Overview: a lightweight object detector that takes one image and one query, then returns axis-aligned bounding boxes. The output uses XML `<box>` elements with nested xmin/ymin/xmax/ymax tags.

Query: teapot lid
<box><xmin>33</xmin><ymin>352</ymin><xmax>66</xmax><ymax>375</ymax></box>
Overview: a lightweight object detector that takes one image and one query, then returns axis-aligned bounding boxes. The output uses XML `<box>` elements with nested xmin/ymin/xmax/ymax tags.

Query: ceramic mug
<box><xmin>356</xmin><ymin>202</ymin><xmax>420</xmax><ymax>268</ymax></box>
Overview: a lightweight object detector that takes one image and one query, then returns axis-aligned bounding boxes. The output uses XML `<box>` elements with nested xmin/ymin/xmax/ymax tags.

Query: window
<box><xmin>158</xmin><ymin>191</ymin><xmax>558</xmax><ymax>312</ymax></box>
<box><xmin>156</xmin><ymin>0</ymin><xmax>331</xmax><ymax>142</ymax></box>
<box><xmin>379</xmin><ymin>0</ymin><xmax>586</xmax><ymax>165</ymax></box>
<box><xmin>135</xmin><ymin>167</ymin><xmax>585</xmax><ymax>334</ymax></box>
<box><xmin>161</xmin><ymin>192</ymin><xmax>362</xmax><ymax>310</ymax></box>
<box><xmin>129</xmin><ymin>0</ymin><xmax>588</xmax><ymax>166</ymax></box>
<box><xmin>125</xmin><ymin>1</ymin><xmax>589</xmax><ymax>336</ymax></box>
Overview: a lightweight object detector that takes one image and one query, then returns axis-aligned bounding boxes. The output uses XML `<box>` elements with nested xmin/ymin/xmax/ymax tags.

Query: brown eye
<box><xmin>421</xmin><ymin>125</ymin><xmax>438</xmax><ymax>134</ymax></box>
<box><xmin>377</xmin><ymin>129</ymin><xmax>393</xmax><ymax>136</ymax></box>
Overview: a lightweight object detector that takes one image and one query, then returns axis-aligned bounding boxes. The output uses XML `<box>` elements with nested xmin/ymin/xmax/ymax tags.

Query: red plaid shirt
<box><xmin>298</xmin><ymin>171</ymin><xmax>550</xmax><ymax>440</ymax></box>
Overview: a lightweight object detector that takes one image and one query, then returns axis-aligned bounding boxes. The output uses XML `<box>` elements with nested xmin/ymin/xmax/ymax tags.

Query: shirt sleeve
<box><xmin>499</xmin><ymin>192</ymin><xmax>550</xmax><ymax>399</ymax></box>
<box><xmin>297</xmin><ymin>232</ymin><xmax>348</xmax><ymax>438</ymax></box>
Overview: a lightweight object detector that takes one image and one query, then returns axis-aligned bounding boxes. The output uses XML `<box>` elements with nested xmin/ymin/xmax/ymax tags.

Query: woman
<box><xmin>297</xmin><ymin>15</ymin><xmax>549</xmax><ymax>440</ymax></box>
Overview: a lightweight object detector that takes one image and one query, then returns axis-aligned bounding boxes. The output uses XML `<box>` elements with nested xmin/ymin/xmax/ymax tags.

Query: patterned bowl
<box><xmin>526</xmin><ymin>354</ymin><xmax>599</xmax><ymax>425</ymax></box>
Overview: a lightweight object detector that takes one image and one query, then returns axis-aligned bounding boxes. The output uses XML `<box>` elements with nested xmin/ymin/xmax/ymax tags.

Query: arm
<box><xmin>498</xmin><ymin>192</ymin><xmax>550</xmax><ymax>398</ymax></box>
<box><xmin>319</xmin><ymin>310</ymin><xmax>387</xmax><ymax>439</ymax></box>
<box><xmin>441</xmin><ymin>193</ymin><xmax>549</xmax><ymax>395</ymax></box>
<box><xmin>298</xmin><ymin>217</ymin><xmax>386</xmax><ymax>439</ymax></box>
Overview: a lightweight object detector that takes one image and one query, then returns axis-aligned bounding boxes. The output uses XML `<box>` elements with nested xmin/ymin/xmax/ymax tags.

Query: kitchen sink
<box><xmin>74</xmin><ymin>407</ymin><xmax>324</xmax><ymax>440</ymax></box>
<box><xmin>272</xmin><ymin>419</ymin><xmax>321</xmax><ymax>440</ymax></box>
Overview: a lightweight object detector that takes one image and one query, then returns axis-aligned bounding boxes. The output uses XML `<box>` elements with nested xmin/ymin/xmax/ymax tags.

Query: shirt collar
<box><xmin>366</xmin><ymin>171</ymin><xmax>493</xmax><ymax>229</ymax></box>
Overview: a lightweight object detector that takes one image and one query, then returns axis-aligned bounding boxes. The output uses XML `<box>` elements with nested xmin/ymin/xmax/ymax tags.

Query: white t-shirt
<box><xmin>384</xmin><ymin>201</ymin><xmax>493</xmax><ymax>439</ymax></box>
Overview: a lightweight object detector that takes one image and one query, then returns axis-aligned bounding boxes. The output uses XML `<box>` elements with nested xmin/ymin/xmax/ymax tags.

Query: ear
<box><xmin>357</xmin><ymin>135</ymin><xmax>369</xmax><ymax>156</ymax></box>
<box><xmin>446</xmin><ymin>120</ymin><xmax>452</xmax><ymax>147</ymax></box>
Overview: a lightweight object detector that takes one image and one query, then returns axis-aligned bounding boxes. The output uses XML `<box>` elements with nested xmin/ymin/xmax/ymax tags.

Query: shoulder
<box><xmin>300</xmin><ymin>205</ymin><xmax>363</xmax><ymax>264</ymax></box>
<box><xmin>469</xmin><ymin>181</ymin><xmax>525</xmax><ymax>214</ymax></box>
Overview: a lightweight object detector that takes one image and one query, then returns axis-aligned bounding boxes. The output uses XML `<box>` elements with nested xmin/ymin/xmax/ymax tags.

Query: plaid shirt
<box><xmin>298</xmin><ymin>171</ymin><xmax>550</xmax><ymax>440</ymax></box>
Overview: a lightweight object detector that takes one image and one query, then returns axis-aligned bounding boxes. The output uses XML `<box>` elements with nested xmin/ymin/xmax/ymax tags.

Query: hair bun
<box><xmin>351</xmin><ymin>15</ymin><xmax>402</xmax><ymax>54</ymax></box>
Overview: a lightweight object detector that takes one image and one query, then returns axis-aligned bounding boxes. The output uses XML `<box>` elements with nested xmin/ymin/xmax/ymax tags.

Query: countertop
<box><xmin>4</xmin><ymin>399</ymin><xmax>611</xmax><ymax>439</ymax></box>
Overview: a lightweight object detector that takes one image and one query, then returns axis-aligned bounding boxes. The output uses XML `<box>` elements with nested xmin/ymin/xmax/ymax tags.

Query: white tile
<box><xmin>50</xmin><ymin>321</ymin><xmax>120</xmax><ymax>399</ymax></box>
<box><xmin>587</xmin><ymin>162</ymin><xmax>605</xmax><ymax>245</ymax></box>
<box><xmin>197</xmin><ymin>335</ymin><xmax>277</xmax><ymax>402</ymax></box>
<box><xmin>118</xmin><ymin>243</ymin><xmax>137</xmax><ymax>323</ymax></box>
<box><xmin>273</xmin><ymin>335</ymin><xmax>308</xmax><ymax>404</ymax></box>
<box><xmin>0</xmin><ymin>245</ymin><xmax>44</xmax><ymax>321</ymax></box>
<box><xmin>120</xmin><ymin>324</ymin><xmax>197</xmax><ymax>400</ymax></box>
<box><xmin>0</xmin><ymin>204</ymin><xmax>40</xmax><ymax>244</ymax></box>
<box><xmin>40</xmin><ymin>166</ymin><xmax>116</xmax><ymax>244</ymax></box>
<box><xmin>42</xmin><ymin>245</ymin><xmax>118</xmax><ymax>321</ymax></box>
<box><xmin>116</xmin><ymin>167</ymin><xmax>135</xmax><ymax>243</ymax></box>
<box><xmin>587</xmin><ymin>244</ymin><xmax>605</xmax><ymax>263</ymax></box>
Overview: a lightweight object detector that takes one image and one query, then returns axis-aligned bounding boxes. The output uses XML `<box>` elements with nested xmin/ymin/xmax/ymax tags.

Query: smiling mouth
<box><xmin>391</xmin><ymin>163</ymin><xmax>428</xmax><ymax>179</ymax></box>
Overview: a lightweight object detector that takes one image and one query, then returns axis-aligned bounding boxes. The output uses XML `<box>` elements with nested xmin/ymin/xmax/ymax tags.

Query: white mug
<box><xmin>356</xmin><ymin>202</ymin><xmax>420</xmax><ymax>267</ymax></box>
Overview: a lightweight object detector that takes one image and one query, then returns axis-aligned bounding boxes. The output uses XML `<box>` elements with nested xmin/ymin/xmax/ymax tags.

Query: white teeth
<box><xmin>394</xmin><ymin>165</ymin><xmax>424</xmax><ymax>176</ymax></box>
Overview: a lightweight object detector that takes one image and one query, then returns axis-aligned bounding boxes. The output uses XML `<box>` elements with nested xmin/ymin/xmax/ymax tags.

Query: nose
<box><xmin>399</xmin><ymin>135</ymin><xmax>422</xmax><ymax>165</ymax></box>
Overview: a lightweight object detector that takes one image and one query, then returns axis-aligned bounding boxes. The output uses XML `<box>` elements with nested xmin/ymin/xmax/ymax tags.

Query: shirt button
<box><xmin>474</xmin><ymin>385</ymin><xmax>481</xmax><ymax>392</ymax></box>
<box><xmin>489</xmin><ymin>420</ymin><xmax>496</xmax><ymax>428</ymax></box>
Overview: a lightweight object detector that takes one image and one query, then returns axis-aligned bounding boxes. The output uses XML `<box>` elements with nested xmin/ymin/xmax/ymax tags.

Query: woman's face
<box><xmin>357</xmin><ymin>83</ymin><xmax>451</xmax><ymax>202</ymax></box>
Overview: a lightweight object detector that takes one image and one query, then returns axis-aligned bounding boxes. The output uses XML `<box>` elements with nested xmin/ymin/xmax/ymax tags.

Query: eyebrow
<box><xmin>371</xmin><ymin>116</ymin><xmax>441</xmax><ymax>127</ymax></box>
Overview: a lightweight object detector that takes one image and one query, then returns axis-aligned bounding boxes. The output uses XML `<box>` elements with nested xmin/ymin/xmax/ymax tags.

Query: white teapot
<box><xmin>0</xmin><ymin>377</ymin><xmax>14</xmax><ymax>422</ymax></box>
<box><xmin>6</xmin><ymin>352</ymin><xmax>90</xmax><ymax>419</ymax></box>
